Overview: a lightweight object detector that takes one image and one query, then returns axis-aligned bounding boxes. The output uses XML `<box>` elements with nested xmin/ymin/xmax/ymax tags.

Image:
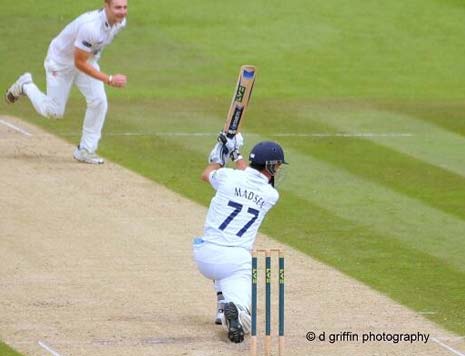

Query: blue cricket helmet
<box><xmin>249</xmin><ymin>141</ymin><xmax>287</xmax><ymax>176</ymax></box>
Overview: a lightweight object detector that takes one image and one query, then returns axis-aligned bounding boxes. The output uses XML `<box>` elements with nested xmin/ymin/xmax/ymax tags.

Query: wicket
<box><xmin>251</xmin><ymin>248</ymin><xmax>285</xmax><ymax>356</ymax></box>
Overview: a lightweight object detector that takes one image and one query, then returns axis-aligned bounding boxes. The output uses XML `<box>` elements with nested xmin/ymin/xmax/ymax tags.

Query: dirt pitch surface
<box><xmin>0</xmin><ymin>115</ymin><xmax>464</xmax><ymax>356</ymax></box>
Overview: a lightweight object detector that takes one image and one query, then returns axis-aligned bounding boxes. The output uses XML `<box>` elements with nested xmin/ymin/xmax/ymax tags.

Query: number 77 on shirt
<box><xmin>223</xmin><ymin>65</ymin><xmax>256</xmax><ymax>138</ymax></box>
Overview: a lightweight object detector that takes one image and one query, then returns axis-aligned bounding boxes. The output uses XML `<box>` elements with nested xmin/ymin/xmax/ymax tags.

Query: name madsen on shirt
<box><xmin>235</xmin><ymin>187</ymin><xmax>265</xmax><ymax>208</ymax></box>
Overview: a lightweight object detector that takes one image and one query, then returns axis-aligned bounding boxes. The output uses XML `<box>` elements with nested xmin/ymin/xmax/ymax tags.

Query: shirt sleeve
<box><xmin>270</xmin><ymin>188</ymin><xmax>280</xmax><ymax>205</ymax></box>
<box><xmin>208</xmin><ymin>168</ymin><xmax>228</xmax><ymax>191</ymax></box>
<box><xmin>74</xmin><ymin>24</ymin><xmax>96</xmax><ymax>53</ymax></box>
<box><xmin>262</xmin><ymin>187</ymin><xmax>279</xmax><ymax>213</ymax></box>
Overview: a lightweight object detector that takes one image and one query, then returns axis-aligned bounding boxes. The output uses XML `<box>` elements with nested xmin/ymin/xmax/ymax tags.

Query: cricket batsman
<box><xmin>193</xmin><ymin>133</ymin><xmax>287</xmax><ymax>343</ymax></box>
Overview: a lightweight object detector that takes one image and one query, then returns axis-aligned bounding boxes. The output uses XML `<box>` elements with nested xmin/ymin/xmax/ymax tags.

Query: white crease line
<box><xmin>0</xmin><ymin>118</ymin><xmax>32</xmax><ymax>136</ymax></box>
<box><xmin>431</xmin><ymin>337</ymin><xmax>465</xmax><ymax>356</ymax></box>
<box><xmin>38</xmin><ymin>341</ymin><xmax>62</xmax><ymax>356</ymax></box>
<box><xmin>435</xmin><ymin>336</ymin><xmax>465</xmax><ymax>342</ymax></box>
<box><xmin>274</xmin><ymin>132</ymin><xmax>414</xmax><ymax>137</ymax></box>
<box><xmin>53</xmin><ymin>132</ymin><xmax>414</xmax><ymax>138</ymax></box>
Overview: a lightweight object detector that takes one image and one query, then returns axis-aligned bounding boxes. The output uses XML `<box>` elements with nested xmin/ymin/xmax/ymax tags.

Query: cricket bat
<box><xmin>223</xmin><ymin>65</ymin><xmax>256</xmax><ymax>138</ymax></box>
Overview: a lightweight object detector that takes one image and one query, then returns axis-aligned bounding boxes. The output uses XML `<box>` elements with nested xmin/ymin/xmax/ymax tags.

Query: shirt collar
<box><xmin>101</xmin><ymin>8</ymin><xmax>112</xmax><ymax>31</ymax></box>
<box><xmin>245</xmin><ymin>167</ymin><xmax>269</xmax><ymax>183</ymax></box>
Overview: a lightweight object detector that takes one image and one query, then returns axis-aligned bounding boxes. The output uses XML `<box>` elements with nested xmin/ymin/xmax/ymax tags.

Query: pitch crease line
<box><xmin>38</xmin><ymin>341</ymin><xmax>63</xmax><ymax>356</ymax></box>
<box><xmin>431</xmin><ymin>337</ymin><xmax>465</xmax><ymax>356</ymax></box>
<box><xmin>0</xmin><ymin>118</ymin><xmax>32</xmax><ymax>136</ymax></box>
<box><xmin>53</xmin><ymin>132</ymin><xmax>414</xmax><ymax>138</ymax></box>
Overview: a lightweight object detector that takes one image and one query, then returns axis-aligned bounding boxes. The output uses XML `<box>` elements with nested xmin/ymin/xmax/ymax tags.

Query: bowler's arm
<box><xmin>74</xmin><ymin>48</ymin><xmax>126</xmax><ymax>87</ymax></box>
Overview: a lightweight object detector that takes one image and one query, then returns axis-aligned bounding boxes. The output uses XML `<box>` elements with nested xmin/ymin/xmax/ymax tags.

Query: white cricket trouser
<box><xmin>193</xmin><ymin>238</ymin><xmax>251</xmax><ymax>311</ymax></box>
<box><xmin>23</xmin><ymin>56</ymin><xmax>108</xmax><ymax>153</ymax></box>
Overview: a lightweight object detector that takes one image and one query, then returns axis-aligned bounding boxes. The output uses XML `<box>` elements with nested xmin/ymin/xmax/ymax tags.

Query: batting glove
<box><xmin>208</xmin><ymin>142</ymin><xmax>229</xmax><ymax>166</ymax></box>
<box><xmin>217</xmin><ymin>132</ymin><xmax>244</xmax><ymax>154</ymax></box>
<box><xmin>229</xmin><ymin>149</ymin><xmax>243</xmax><ymax>162</ymax></box>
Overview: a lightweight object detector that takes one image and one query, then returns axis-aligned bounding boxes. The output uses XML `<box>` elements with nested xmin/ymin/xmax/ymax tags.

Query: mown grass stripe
<box><xmin>274</xmin><ymin>143</ymin><xmax>465</xmax><ymax>271</ymax></box>
<box><xmin>283</xmin><ymin>135</ymin><xmax>465</xmax><ymax>221</ymax></box>
<box><xmin>378</xmin><ymin>101</ymin><xmax>465</xmax><ymax>137</ymax></box>
<box><xmin>300</xmin><ymin>106</ymin><xmax>465</xmax><ymax>177</ymax></box>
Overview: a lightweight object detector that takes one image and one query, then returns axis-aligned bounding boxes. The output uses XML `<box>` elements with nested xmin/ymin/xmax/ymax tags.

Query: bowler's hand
<box><xmin>110</xmin><ymin>74</ymin><xmax>127</xmax><ymax>88</ymax></box>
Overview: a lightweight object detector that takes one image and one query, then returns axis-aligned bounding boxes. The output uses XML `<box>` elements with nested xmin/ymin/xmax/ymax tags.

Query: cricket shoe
<box><xmin>5</xmin><ymin>72</ymin><xmax>32</xmax><ymax>104</ymax></box>
<box><xmin>73</xmin><ymin>145</ymin><xmax>104</xmax><ymax>164</ymax></box>
<box><xmin>224</xmin><ymin>302</ymin><xmax>245</xmax><ymax>343</ymax></box>
<box><xmin>237</xmin><ymin>305</ymin><xmax>251</xmax><ymax>334</ymax></box>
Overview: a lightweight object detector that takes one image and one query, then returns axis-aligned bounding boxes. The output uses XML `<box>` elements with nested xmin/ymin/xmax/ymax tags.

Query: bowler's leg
<box><xmin>20</xmin><ymin>59</ymin><xmax>74</xmax><ymax>118</ymax></box>
<box><xmin>75</xmin><ymin>63</ymin><xmax>108</xmax><ymax>154</ymax></box>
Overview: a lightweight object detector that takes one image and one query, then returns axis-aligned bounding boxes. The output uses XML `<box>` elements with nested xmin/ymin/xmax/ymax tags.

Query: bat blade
<box><xmin>224</xmin><ymin>65</ymin><xmax>256</xmax><ymax>138</ymax></box>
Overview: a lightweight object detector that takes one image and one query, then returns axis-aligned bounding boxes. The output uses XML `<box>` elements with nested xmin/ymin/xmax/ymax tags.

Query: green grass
<box><xmin>0</xmin><ymin>342</ymin><xmax>23</xmax><ymax>356</ymax></box>
<box><xmin>2</xmin><ymin>0</ymin><xmax>465</xmax><ymax>353</ymax></box>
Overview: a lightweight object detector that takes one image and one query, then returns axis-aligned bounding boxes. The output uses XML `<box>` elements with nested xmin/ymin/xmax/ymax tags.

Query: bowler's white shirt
<box><xmin>203</xmin><ymin>167</ymin><xmax>279</xmax><ymax>250</ymax></box>
<box><xmin>47</xmin><ymin>8</ymin><xmax>126</xmax><ymax>66</ymax></box>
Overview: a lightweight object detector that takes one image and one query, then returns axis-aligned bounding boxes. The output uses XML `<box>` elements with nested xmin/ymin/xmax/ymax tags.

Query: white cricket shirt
<box><xmin>203</xmin><ymin>167</ymin><xmax>279</xmax><ymax>250</ymax></box>
<box><xmin>47</xmin><ymin>8</ymin><xmax>126</xmax><ymax>65</ymax></box>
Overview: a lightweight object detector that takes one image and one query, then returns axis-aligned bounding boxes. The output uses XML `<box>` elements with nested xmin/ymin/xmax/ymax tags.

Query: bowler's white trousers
<box><xmin>23</xmin><ymin>56</ymin><xmax>108</xmax><ymax>153</ymax></box>
<box><xmin>193</xmin><ymin>238</ymin><xmax>251</xmax><ymax>312</ymax></box>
